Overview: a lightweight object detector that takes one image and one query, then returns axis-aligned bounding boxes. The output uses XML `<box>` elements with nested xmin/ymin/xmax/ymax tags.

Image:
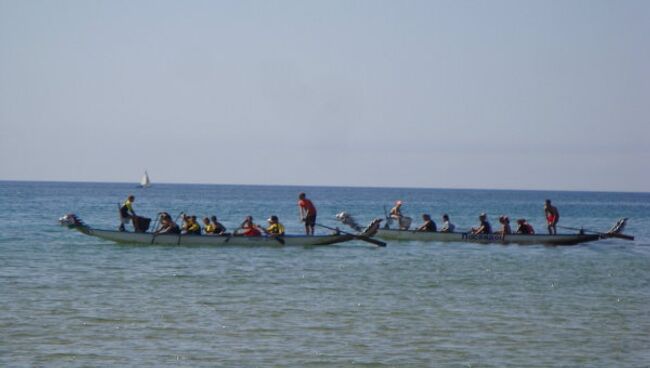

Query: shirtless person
<box><xmin>544</xmin><ymin>199</ymin><xmax>560</xmax><ymax>235</ymax></box>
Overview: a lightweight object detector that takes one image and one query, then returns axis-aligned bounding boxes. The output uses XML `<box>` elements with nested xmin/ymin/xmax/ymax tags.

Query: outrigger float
<box><xmin>335</xmin><ymin>213</ymin><xmax>634</xmax><ymax>246</ymax></box>
<box><xmin>59</xmin><ymin>214</ymin><xmax>384</xmax><ymax>247</ymax></box>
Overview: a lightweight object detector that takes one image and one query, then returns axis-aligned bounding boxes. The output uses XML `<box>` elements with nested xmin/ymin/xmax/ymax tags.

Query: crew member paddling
<box><xmin>544</xmin><ymin>199</ymin><xmax>560</xmax><ymax>235</ymax></box>
<box><xmin>239</xmin><ymin>216</ymin><xmax>261</xmax><ymax>236</ymax></box>
<box><xmin>118</xmin><ymin>195</ymin><xmax>136</xmax><ymax>231</ymax></box>
<box><xmin>416</xmin><ymin>214</ymin><xmax>437</xmax><ymax>232</ymax></box>
<box><xmin>298</xmin><ymin>192</ymin><xmax>317</xmax><ymax>235</ymax></box>
<box><xmin>471</xmin><ymin>213</ymin><xmax>492</xmax><ymax>234</ymax></box>
<box><xmin>516</xmin><ymin>219</ymin><xmax>535</xmax><ymax>234</ymax></box>
<box><xmin>265</xmin><ymin>215</ymin><xmax>286</xmax><ymax>236</ymax></box>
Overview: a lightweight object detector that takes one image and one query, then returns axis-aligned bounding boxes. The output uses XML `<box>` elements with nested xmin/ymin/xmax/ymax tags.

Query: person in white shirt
<box><xmin>440</xmin><ymin>214</ymin><xmax>455</xmax><ymax>233</ymax></box>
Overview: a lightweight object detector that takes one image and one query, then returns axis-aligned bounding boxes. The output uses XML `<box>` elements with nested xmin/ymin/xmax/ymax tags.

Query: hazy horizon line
<box><xmin>1</xmin><ymin>178</ymin><xmax>647</xmax><ymax>195</ymax></box>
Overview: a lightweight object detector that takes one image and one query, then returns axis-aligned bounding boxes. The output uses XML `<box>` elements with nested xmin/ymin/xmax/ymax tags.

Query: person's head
<box><xmin>203</xmin><ymin>217</ymin><xmax>210</xmax><ymax>225</ymax></box>
<box><xmin>128</xmin><ymin>195</ymin><xmax>135</xmax><ymax>202</ymax></box>
<box><xmin>191</xmin><ymin>215</ymin><xmax>197</xmax><ymax>222</ymax></box>
<box><xmin>211</xmin><ymin>215</ymin><xmax>217</xmax><ymax>222</ymax></box>
<box><xmin>479</xmin><ymin>213</ymin><xmax>487</xmax><ymax>220</ymax></box>
<box><xmin>267</xmin><ymin>215</ymin><xmax>278</xmax><ymax>224</ymax></box>
<box><xmin>499</xmin><ymin>215</ymin><xmax>509</xmax><ymax>224</ymax></box>
<box><xmin>545</xmin><ymin>199</ymin><xmax>551</xmax><ymax>205</ymax></box>
<box><xmin>245</xmin><ymin>216</ymin><xmax>253</xmax><ymax>222</ymax></box>
<box><xmin>299</xmin><ymin>192</ymin><xmax>306</xmax><ymax>200</ymax></box>
<box><xmin>422</xmin><ymin>214</ymin><xmax>431</xmax><ymax>221</ymax></box>
<box><xmin>517</xmin><ymin>218</ymin><xmax>526</xmax><ymax>225</ymax></box>
<box><xmin>442</xmin><ymin>214</ymin><xmax>449</xmax><ymax>221</ymax></box>
<box><xmin>395</xmin><ymin>200</ymin><xmax>403</xmax><ymax>207</ymax></box>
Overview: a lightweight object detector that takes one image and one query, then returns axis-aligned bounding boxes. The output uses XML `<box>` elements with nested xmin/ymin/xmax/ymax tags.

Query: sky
<box><xmin>0</xmin><ymin>0</ymin><xmax>648</xmax><ymax>192</ymax></box>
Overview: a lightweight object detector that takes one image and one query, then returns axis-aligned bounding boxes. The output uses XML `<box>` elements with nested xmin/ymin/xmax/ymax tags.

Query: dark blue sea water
<box><xmin>1</xmin><ymin>181</ymin><xmax>649</xmax><ymax>367</ymax></box>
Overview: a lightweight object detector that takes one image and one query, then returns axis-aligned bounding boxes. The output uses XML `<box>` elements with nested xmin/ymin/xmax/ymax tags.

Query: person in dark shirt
<box><xmin>471</xmin><ymin>213</ymin><xmax>492</xmax><ymax>234</ymax></box>
<box><xmin>416</xmin><ymin>214</ymin><xmax>437</xmax><ymax>232</ymax></box>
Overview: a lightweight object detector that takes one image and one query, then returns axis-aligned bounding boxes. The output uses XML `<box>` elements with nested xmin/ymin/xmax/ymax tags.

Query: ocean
<box><xmin>1</xmin><ymin>181</ymin><xmax>649</xmax><ymax>367</ymax></box>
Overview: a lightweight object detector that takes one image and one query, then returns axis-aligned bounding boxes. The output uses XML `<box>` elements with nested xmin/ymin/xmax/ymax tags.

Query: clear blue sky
<box><xmin>1</xmin><ymin>0</ymin><xmax>648</xmax><ymax>192</ymax></box>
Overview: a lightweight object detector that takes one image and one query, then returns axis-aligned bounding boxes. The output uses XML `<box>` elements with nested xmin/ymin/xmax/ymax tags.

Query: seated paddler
<box><xmin>264</xmin><ymin>215</ymin><xmax>286</xmax><ymax>236</ymax></box>
<box><xmin>516</xmin><ymin>219</ymin><xmax>535</xmax><ymax>234</ymax></box>
<box><xmin>203</xmin><ymin>217</ymin><xmax>215</xmax><ymax>234</ymax></box>
<box><xmin>471</xmin><ymin>213</ymin><xmax>492</xmax><ymax>234</ymax></box>
<box><xmin>182</xmin><ymin>215</ymin><xmax>201</xmax><ymax>235</ymax></box>
<box><xmin>416</xmin><ymin>214</ymin><xmax>437</xmax><ymax>232</ymax></box>
<box><xmin>155</xmin><ymin>213</ymin><xmax>180</xmax><ymax>234</ymax></box>
<box><xmin>210</xmin><ymin>216</ymin><xmax>227</xmax><ymax>235</ymax></box>
<box><xmin>238</xmin><ymin>216</ymin><xmax>261</xmax><ymax>236</ymax></box>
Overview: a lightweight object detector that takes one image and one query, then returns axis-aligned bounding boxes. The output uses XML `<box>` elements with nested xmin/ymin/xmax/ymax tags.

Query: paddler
<box><xmin>182</xmin><ymin>215</ymin><xmax>201</xmax><ymax>235</ymax></box>
<box><xmin>118</xmin><ymin>195</ymin><xmax>136</xmax><ymax>231</ymax></box>
<box><xmin>471</xmin><ymin>213</ymin><xmax>492</xmax><ymax>234</ymax></box>
<box><xmin>239</xmin><ymin>216</ymin><xmax>261</xmax><ymax>236</ymax></box>
<box><xmin>265</xmin><ymin>215</ymin><xmax>286</xmax><ymax>236</ymax></box>
<box><xmin>544</xmin><ymin>199</ymin><xmax>560</xmax><ymax>235</ymax></box>
<box><xmin>416</xmin><ymin>214</ymin><xmax>437</xmax><ymax>232</ymax></box>
<box><xmin>515</xmin><ymin>218</ymin><xmax>535</xmax><ymax>234</ymax></box>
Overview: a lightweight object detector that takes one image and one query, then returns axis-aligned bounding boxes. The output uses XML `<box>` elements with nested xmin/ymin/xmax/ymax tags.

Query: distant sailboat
<box><xmin>140</xmin><ymin>171</ymin><xmax>151</xmax><ymax>188</ymax></box>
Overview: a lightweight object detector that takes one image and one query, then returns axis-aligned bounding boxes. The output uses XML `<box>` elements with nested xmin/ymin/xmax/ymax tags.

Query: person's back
<box><xmin>211</xmin><ymin>216</ymin><xmax>227</xmax><ymax>235</ymax></box>
<box><xmin>498</xmin><ymin>216</ymin><xmax>512</xmax><ymax>235</ymax></box>
<box><xmin>516</xmin><ymin>219</ymin><xmax>535</xmax><ymax>234</ymax></box>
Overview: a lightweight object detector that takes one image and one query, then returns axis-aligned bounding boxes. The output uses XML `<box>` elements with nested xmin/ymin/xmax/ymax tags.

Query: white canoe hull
<box><xmin>75</xmin><ymin>227</ymin><xmax>354</xmax><ymax>247</ymax></box>
<box><xmin>375</xmin><ymin>229</ymin><xmax>602</xmax><ymax>245</ymax></box>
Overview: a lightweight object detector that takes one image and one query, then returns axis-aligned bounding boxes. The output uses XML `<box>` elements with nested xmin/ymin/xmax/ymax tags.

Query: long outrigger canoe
<box><xmin>336</xmin><ymin>213</ymin><xmax>634</xmax><ymax>246</ymax></box>
<box><xmin>59</xmin><ymin>214</ymin><xmax>380</xmax><ymax>247</ymax></box>
<box><xmin>374</xmin><ymin>229</ymin><xmax>628</xmax><ymax>245</ymax></box>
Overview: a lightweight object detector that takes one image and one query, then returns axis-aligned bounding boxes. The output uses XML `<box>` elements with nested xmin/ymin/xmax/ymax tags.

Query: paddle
<box><xmin>316</xmin><ymin>223</ymin><xmax>386</xmax><ymax>247</ymax></box>
<box><xmin>557</xmin><ymin>225</ymin><xmax>634</xmax><ymax>241</ymax></box>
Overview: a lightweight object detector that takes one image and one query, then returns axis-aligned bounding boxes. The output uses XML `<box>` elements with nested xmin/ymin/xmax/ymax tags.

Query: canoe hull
<box><xmin>375</xmin><ymin>229</ymin><xmax>602</xmax><ymax>245</ymax></box>
<box><xmin>75</xmin><ymin>227</ymin><xmax>354</xmax><ymax>247</ymax></box>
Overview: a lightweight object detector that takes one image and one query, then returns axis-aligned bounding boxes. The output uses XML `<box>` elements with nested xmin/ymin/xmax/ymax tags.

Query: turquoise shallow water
<box><xmin>1</xmin><ymin>181</ymin><xmax>649</xmax><ymax>367</ymax></box>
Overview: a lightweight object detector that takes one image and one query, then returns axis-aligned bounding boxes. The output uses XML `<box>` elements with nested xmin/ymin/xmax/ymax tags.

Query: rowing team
<box><xmin>394</xmin><ymin>211</ymin><xmax>535</xmax><ymax>235</ymax></box>
<box><xmin>389</xmin><ymin>199</ymin><xmax>558</xmax><ymax>235</ymax></box>
<box><xmin>119</xmin><ymin>192</ymin><xmax>319</xmax><ymax>236</ymax></box>
<box><xmin>154</xmin><ymin>212</ymin><xmax>286</xmax><ymax>237</ymax></box>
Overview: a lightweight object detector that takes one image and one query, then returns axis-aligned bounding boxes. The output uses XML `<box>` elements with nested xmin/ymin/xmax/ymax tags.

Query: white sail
<box><xmin>140</xmin><ymin>171</ymin><xmax>151</xmax><ymax>188</ymax></box>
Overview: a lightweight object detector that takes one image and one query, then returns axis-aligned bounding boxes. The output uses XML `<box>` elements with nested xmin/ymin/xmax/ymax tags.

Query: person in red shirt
<box><xmin>239</xmin><ymin>216</ymin><xmax>261</xmax><ymax>237</ymax></box>
<box><xmin>298</xmin><ymin>192</ymin><xmax>317</xmax><ymax>235</ymax></box>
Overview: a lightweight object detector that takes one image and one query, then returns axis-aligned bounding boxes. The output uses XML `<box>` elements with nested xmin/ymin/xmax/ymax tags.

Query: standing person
<box><xmin>298</xmin><ymin>192</ymin><xmax>317</xmax><ymax>235</ymax></box>
<box><xmin>440</xmin><ymin>214</ymin><xmax>455</xmax><ymax>233</ymax></box>
<box><xmin>544</xmin><ymin>199</ymin><xmax>560</xmax><ymax>235</ymax></box>
<box><xmin>118</xmin><ymin>195</ymin><xmax>136</xmax><ymax>231</ymax></box>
